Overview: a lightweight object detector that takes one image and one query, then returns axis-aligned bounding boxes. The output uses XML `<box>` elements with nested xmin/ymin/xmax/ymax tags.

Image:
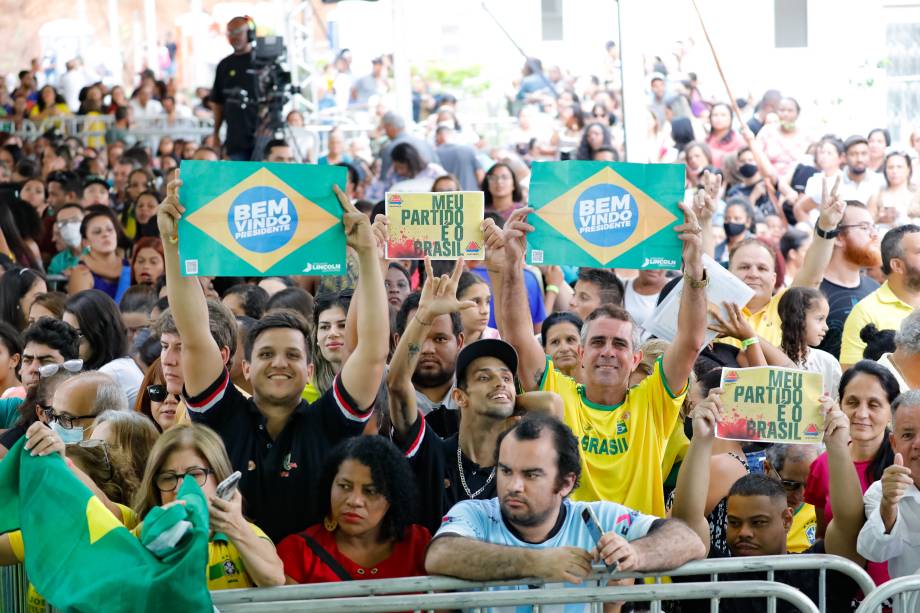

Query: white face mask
<box><xmin>59</xmin><ymin>221</ymin><xmax>82</xmax><ymax>249</ymax></box>
<box><xmin>51</xmin><ymin>420</ymin><xmax>85</xmax><ymax>444</ymax></box>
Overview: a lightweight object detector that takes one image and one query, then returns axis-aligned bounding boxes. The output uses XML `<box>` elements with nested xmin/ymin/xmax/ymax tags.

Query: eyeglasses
<box><xmin>69</xmin><ymin>439</ymin><xmax>113</xmax><ymax>480</ymax></box>
<box><xmin>39</xmin><ymin>404</ymin><xmax>97</xmax><ymax>429</ymax></box>
<box><xmin>837</xmin><ymin>222</ymin><xmax>877</xmax><ymax>234</ymax></box>
<box><xmin>147</xmin><ymin>384</ymin><xmax>168</xmax><ymax>403</ymax></box>
<box><xmin>38</xmin><ymin>359</ymin><xmax>83</xmax><ymax>378</ymax></box>
<box><xmin>155</xmin><ymin>466</ymin><xmax>213</xmax><ymax>492</ymax></box>
<box><xmin>769</xmin><ymin>465</ymin><xmax>806</xmax><ymax>491</ymax></box>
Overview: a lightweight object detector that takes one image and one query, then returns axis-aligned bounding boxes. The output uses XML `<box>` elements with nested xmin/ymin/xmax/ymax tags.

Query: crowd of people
<box><xmin>2</xmin><ymin>16</ymin><xmax>920</xmax><ymax>613</ymax></box>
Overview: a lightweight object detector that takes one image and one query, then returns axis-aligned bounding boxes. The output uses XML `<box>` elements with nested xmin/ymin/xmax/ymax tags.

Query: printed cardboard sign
<box><xmin>385</xmin><ymin>191</ymin><xmax>484</xmax><ymax>260</ymax></box>
<box><xmin>718</xmin><ymin>366</ymin><xmax>825</xmax><ymax>444</ymax></box>
<box><xmin>177</xmin><ymin>161</ymin><xmax>347</xmax><ymax>276</ymax></box>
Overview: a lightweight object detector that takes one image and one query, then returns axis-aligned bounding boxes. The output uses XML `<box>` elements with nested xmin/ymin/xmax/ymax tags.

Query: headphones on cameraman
<box><xmin>243</xmin><ymin>15</ymin><xmax>256</xmax><ymax>42</ymax></box>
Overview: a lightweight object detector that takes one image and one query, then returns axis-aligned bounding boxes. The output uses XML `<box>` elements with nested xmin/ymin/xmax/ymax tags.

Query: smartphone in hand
<box><xmin>582</xmin><ymin>506</ymin><xmax>618</xmax><ymax>572</ymax></box>
<box><xmin>216</xmin><ymin>471</ymin><xmax>242</xmax><ymax>501</ymax></box>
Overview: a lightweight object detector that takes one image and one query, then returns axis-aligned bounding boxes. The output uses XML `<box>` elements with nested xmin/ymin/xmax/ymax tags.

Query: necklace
<box><xmin>457</xmin><ymin>444</ymin><xmax>496</xmax><ymax>499</ymax></box>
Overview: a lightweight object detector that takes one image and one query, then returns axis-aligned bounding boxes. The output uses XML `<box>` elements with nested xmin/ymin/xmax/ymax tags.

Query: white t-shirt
<box><xmin>877</xmin><ymin>353</ymin><xmax>910</xmax><ymax>394</ymax></box>
<box><xmin>624</xmin><ymin>279</ymin><xmax>661</xmax><ymax>328</ymax></box>
<box><xmin>100</xmin><ymin>357</ymin><xmax>144</xmax><ymax>407</ymax></box>
<box><xmin>802</xmin><ymin>347</ymin><xmax>842</xmax><ymax>398</ymax></box>
<box><xmin>804</xmin><ymin>170</ymin><xmax>884</xmax><ymax>210</ymax></box>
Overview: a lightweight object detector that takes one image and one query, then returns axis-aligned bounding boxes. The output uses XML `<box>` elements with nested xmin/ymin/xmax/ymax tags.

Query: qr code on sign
<box><xmin>185</xmin><ymin>259</ymin><xmax>199</xmax><ymax>275</ymax></box>
<box><xmin>531</xmin><ymin>250</ymin><xmax>544</xmax><ymax>264</ymax></box>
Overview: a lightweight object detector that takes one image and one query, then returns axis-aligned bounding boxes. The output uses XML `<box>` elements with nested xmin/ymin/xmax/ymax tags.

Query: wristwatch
<box><xmin>815</xmin><ymin>224</ymin><xmax>839</xmax><ymax>240</ymax></box>
<box><xmin>685</xmin><ymin>269</ymin><xmax>709</xmax><ymax>289</ymax></box>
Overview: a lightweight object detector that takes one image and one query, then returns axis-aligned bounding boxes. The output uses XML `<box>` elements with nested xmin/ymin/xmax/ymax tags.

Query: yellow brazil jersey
<box><xmin>720</xmin><ymin>288</ymin><xmax>786</xmax><ymax>350</ymax></box>
<box><xmin>661</xmin><ymin>418</ymin><xmax>690</xmax><ymax>488</ymax></box>
<box><xmin>787</xmin><ymin>502</ymin><xmax>817</xmax><ymax>554</ymax></box>
<box><xmin>208</xmin><ymin>523</ymin><xmax>273</xmax><ymax>590</ymax></box>
<box><xmin>539</xmin><ymin>355</ymin><xmax>687</xmax><ymax>517</ymax></box>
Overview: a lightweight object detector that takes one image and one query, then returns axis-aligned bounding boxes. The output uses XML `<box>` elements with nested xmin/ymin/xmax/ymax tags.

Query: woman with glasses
<box><xmin>805</xmin><ymin>360</ymin><xmax>899</xmax><ymax>586</ymax></box>
<box><xmin>276</xmin><ymin>436</ymin><xmax>428</xmax><ymax>583</ymax></box>
<box><xmin>64</xmin><ymin>289</ymin><xmax>144</xmax><ymax>406</ymax></box>
<box><xmin>133</xmin><ymin>424</ymin><xmax>285</xmax><ymax>589</ymax></box>
<box><xmin>481</xmin><ymin>162</ymin><xmax>523</xmax><ymax>221</ymax></box>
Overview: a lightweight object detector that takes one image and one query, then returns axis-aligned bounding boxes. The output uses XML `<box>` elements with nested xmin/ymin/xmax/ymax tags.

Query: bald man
<box><xmin>46</xmin><ymin>371</ymin><xmax>128</xmax><ymax>443</ymax></box>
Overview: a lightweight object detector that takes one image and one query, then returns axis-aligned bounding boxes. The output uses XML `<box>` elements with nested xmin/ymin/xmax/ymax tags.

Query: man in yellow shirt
<box><xmin>764</xmin><ymin>443</ymin><xmax>819</xmax><ymax>553</ymax></box>
<box><xmin>498</xmin><ymin>203</ymin><xmax>708</xmax><ymax>518</ymax></box>
<box><xmin>840</xmin><ymin>224</ymin><xmax>920</xmax><ymax>367</ymax></box>
<box><xmin>712</xmin><ymin>179</ymin><xmax>846</xmax><ymax>357</ymax></box>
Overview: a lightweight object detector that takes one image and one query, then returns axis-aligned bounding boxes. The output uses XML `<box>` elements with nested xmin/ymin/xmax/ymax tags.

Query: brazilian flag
<box><xmin>0</xmin><ymin>439</ymin><xmax>212</xmax><ymax>612</ymax></box>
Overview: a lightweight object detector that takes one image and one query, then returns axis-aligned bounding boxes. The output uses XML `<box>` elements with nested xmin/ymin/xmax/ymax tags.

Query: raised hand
<box><xmin>693</xmin><ymin>170</ymin><xmax>721</xmax><ymax>223</ymax></box>
<box><xmin>674</xmin><ymin>201</ymin><xmax>703</xmax><ymax>277</ymax></box>
<box><xmin>482</xmin><ymin>217</ymin><xmax>506</xmax><ymax>272</ymax></box>
<box><xmin>335</xmin><ymin>184</ymin><xmax>375</xmax><ymax>252</ymax></box>
<box><xmin>418</xmin><ymin>257</ymin><xmax>477</xmax><ymax>318</ymax></box>
<box><xmin>820</xmin><ymin>395</ymin><xmax>850</xmax><ymax>450</ymax></box>
<box><xmin>157</xmin><ymin>169</ymin><xmax>184</xmax><ymax>241</ymax></box>
<box><xmin>689</xmin><ymin>387</ymin><xmax>724</xmax><ymax>440</ymax></box>
<box><xmin>371</xmin><ymin>213</ymin><xmax>389</xmax><ymax>260</ymax></box>
<box><xmin>502</xmin><ymin>207</ymin><xmax>535</xmax><ymax>268</ymax></box>
<box><xmin>708</xmin><ymin>302</ymin><xmax>756</xmax><ymax>342</ymax></box>
<box><xmin>817</xmin><ymin>175</ymin><xmax>845</xmax><ymax>232</ymax></box>
<box><xmin>881</xmin><ymin>453</ymin><xmax>914</xmax><ymax>509</ymax></box>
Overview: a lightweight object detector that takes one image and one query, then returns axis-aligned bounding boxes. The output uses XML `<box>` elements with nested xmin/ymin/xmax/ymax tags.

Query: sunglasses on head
<box><xmin>38</xmin><ymin>359</ymin><xmax>83</xmax><ymax>379</ymax></box>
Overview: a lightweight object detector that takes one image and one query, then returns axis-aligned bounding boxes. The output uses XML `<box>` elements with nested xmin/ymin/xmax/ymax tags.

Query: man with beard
<box><xmin>393</xmin><ymin>289</ymin><xmax>465</xmax><ymax>438</ymax></box>
<box><xmin>388</xmin><ymin>259</ymin><xmax>562</xmax><ymax>532</ymax></box>
<box><xmin>837</xmin><ymin>135</ymin><xmax>885</xmax><ymax>205</ymax></box>
<box><xmin>425</xmin><ymin>414</ymin><xmax>704</xmax><ymax>585</ymax></box>
<box><xmin>816</xmin><ymin>201</ymin><xmax>882</xmax><ymax>359</ymax></box>
<box><xmin>840</xmin><ymin>224</ymin><xmax>920</xmax><ymax>368</ymax></box>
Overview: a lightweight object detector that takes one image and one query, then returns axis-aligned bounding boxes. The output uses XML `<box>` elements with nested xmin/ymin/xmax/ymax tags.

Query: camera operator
<box><xmin>211</xmin><ymin>16</ymin><xmax>259</xmax><ymax>160</ymax></box>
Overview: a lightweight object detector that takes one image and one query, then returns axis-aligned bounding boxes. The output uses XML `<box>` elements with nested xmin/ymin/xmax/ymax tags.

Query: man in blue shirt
<box><xmin>425</xmin><ymin>414</ymin><xmax>705</xmax><ymax>589</ymax></box>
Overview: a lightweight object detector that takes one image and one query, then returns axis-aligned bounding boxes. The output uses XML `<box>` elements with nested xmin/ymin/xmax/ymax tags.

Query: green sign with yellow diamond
<box><xmin>526</xmin><ymin>161</ymin><xmax>684</xmax><ymax>270</ymax></box>
<box><xmin>177</xmin><ymin>161</ymin><xmax>347</xmax><ymax>276</ymax></box>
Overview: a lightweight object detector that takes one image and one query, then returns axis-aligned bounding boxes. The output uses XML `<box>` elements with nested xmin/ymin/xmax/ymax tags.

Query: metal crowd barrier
<box><xmin>0</xmin><ymin>563</ymin><xmax>27</xmax><ymax>612</ymax></box>
<box><xmin>856</xmin><ymin>575</ymin><xmax>920</xmax><ymax>613</ymax></box>
<box><xmin>2</xmin><ymin>554</ymin><xmax>869</xmax><ymax>613</ymax></box>
<box><xmin>211</xmin><ymin>554</ymin><xmax>873</xmax><ymax>613</ymax></box>
<box><xmin>213</xmin><ymin>581</ymin><xmax>820</xmax><ymax>613</ymax></box>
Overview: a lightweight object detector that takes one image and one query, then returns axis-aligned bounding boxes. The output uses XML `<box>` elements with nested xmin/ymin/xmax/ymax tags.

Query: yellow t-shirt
<box><xmin>787</xmin><ymin>502</ymin><xmax>817</xmax><ymax>554</ymax></box>
<box><xmin>840</xmin><ymin>281</ymin><xmax>914</xmax><ymax>365</ymax></box>
<box><xmin>207</xmin><ymin>523</ymin><xmax>273</xmax><ymax>590</ymax></box>
<box><xmin>540</xmin><ymin>356</ymin><xmax>687</xmax><ymax>517</ymax></box>
<box><xmin>720</xmin><ymin>289</ymin><xmax>786</xmax><ymax>349</ymax></box>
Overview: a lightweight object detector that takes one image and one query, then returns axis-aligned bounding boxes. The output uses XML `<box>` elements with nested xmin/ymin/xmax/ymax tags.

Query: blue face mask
<box><xmin>51</xmin><ymin>421</ymin><xmax>85</xmax><ymax>444</ymax></box>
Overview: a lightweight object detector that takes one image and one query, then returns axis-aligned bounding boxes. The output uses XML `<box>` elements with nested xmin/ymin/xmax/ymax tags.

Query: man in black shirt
<box><xmin>157</xmin><ymin>176</ymin><xmax>389</xmax><ymax>543</ymax></box>
<box><xmin>817</xmin><ymin>202</ymin><xmax>881</xmax><ymax>358</ymax></box>
<box><xmin>388</xmin><ymin>258</ymin><xmax>561</xmax><ymax>533</ymax></box>
<box><xmin>211</xmin><ymin>16</ymin><xmax>259</xmax><ymax>160</ymax></box>
<box><xmin>671</xmin><ymin>391</ymin><xmax>866</xmax><ymax>612</ymax></box>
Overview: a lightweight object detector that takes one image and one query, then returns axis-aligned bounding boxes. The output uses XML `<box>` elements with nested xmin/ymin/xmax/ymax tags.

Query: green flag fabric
<box><xmin>0</xmin><ymin>439</ymin><xmax>212</xmax><ymax>612</ymax></box>
<box><xmin>177</xmin><ymin>160</ymin><xmax>348</xmax><ymax>277</ymax></box>
<box><xmin>526</xmin><ymin>160</ymin><xmax>685</xmax><ymax>270</ymax></box>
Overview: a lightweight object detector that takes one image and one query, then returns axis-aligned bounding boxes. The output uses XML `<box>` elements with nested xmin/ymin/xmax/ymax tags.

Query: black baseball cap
<box><xmin>83</xmin><ymin>175</ymin><xmax>110</xmax><ymax>190</ymax></box>
<box><xmin>455</xmin><ymin>339</ymin><xmax>518</xmax><ymax>384</ymax></box>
